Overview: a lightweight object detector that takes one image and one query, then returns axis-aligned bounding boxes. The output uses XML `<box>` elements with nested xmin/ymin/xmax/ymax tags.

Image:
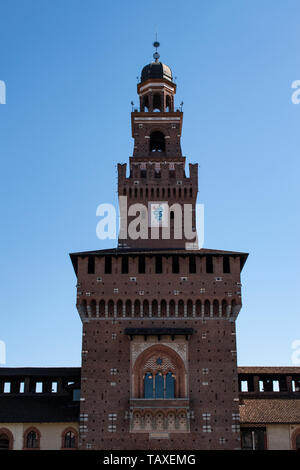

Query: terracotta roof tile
<box><xmin>240</xmin><ymin>399</ymin><xmax>300</xmax><ymax>424</ymax></box>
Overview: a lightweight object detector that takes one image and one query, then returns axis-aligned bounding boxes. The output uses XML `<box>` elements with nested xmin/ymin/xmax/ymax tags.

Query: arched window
<box><xmin>152</xmin><ymin>299</ymin><xmax>158</xmax><ymax>316</ymax></box>
<box><xmin>166</xmin><ymin>372</ymin><xmax>175</xmax><ymax>398</ymax></box>
<box><xmin>125</xmin><ymin>299</ymin><xmax>132</xmax><ymax>316</ymax></box>
<box><xmin>166</xmin><ymin>95</ymin><xmax>171</xmax><ymax>112</ymax></box>
<box><xmin>117</xmin><ymin>300</ymin><xmax>123</xmax><ymax>317</ymax></box>
<box><xmin>150</xmin><ymin>131</ymin><xmax>165</xmax><ymax>152</ymax></box>
<box><xmin>99</xmin><ymin>299</ymin><xmax>105</xmax><ymax>317</ymax></box>
<box><xmin>134</xmin><ymin>299</ymin><xmax>140</xmax><ymax>316</ymax></box>
<box><xmin>143</xmin><ymin>95</ymin><xmax>149</xmax><ymax>112</ymax></box>
<box><xmin>107</xmin><ymin>299</ymin><xmax>114</xmax><ymax>317</ymax></box>
<box><xmin>222</xmin><ymin>299</ymin><xmax>227</xmax><ymax>317</ymax></box>
<box><xmin>63</xmin><ymin>430</ymin><xmax>77</xmax><ymax>449</ymax></box>
<box><xmin>153</xmin><ymin>94</ymin><xmax>161</xmax><ymax>111</ymax></box>
<box><xmin>90</xmin><ymin>299</ymin><xmax>96</xmax><ymax>317</ymax></box>
<box><xmin>144</xmin><ymin>373</ymin><xmax>154</xmax><ymax>398</ymax></box>
<box><xmin>204</xmin><ymin>299</ymin><xmax>210</xmax><ymax>316</ymax></box>
<box><xmin>0</xmin><ymin>432</ymin><xmax>11</xmax><ymax>450</ymax></box>
<box><xmin>24</xmin><ymin>429</ymin><xmax>40</xmax><ymax>449</ymax></box>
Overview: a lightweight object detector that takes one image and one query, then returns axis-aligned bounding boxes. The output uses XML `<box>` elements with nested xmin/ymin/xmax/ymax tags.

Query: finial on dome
<box><xmin>153</xmin><ymin>36</ymin><xmax>160</xmax><ymax>62</ymax></box>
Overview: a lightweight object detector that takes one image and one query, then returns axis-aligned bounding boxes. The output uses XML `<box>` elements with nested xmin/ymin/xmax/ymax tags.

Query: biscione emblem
<box><xmin>148</xmin><ymin>201</ymin><xmax>169</xmax><ymax>227</ymax></box>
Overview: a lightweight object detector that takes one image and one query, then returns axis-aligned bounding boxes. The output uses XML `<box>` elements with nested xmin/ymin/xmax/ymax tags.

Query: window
<box><xmin>144</xmin><ymin>371</ymin><xmax>175</xmax><ymax>399</ymax></box>
<box><xmin>155</xmin><ymin>255</ymin><xmax>163</xmax><ymax>274</ymax></box>
<box><xmin>166</xmin><ymin>372</ymin><xmax>175</xmax><ymax>398</ymax></box>
<box><xmin>121</xmin><ymin>256</ymin><xmax>129</xmax><ymax>274</ymax></box>
<box><xmin>25</xmin><ymin>430</ymin><xmax>39</xmax><ymax>449</ymax></box>
<box><xmin>105</xmin><ymin>256</ymin><xmax>112</xmax><ymax>274</ymax></box>
<box><xmin>144</xmin><ymin>373</ymin><xmax>154</xmax><ymax>398</ymax></box>
<box><xmin>172</xmin><ymin>255</ymin><xmax>179</xmax><ymax>273</ymax></box>
<box><xmin>241</xmin><ymin>428</ymin><xmax>266</xmax><ymax>450</ymax></box>
<box><xmin>223</xmin><ymin>256</ymin><xmax>230</xmax><ymax>273</ymax></box>
<box><xmin>88</xmin><ymin>255</ymin><xmax>95</xmax><ymax>274</ymax></box>
<box><xmin>189</xmin><ymin>255</ymin><xmax>196</xmax><ymax>273</ymax></box>
<box><xmin>73</xmin><ymin>389</ymin><xmax>80</xmax><ymax>401</ymax></box>
<box><xmin>63</xmin><ymin>430</ymin><xmax>77</xmax><ymax>449</ymax></box>
<box><xmin>138</xmin><ymin>255</ymin><xmax>145</xmax><ymax>274</ymax></box>
<box><xmin>206</xmin><ymin>255</ymin><xmax>213</xmax><ymax>273</ymax></box>
<box><xmin>0</xmin><ymin>432</ymin><xmax>11</xmax><ymax>450</ymax></box>
<box><xmin>153</xmin><ymin>94</ymin><xmax>161</xmax><ymax>111</ymax></box>
<box><xmin>150</xmin><ymin>131</ymin><xmax>165</xmax><ymax>152</ymax></box>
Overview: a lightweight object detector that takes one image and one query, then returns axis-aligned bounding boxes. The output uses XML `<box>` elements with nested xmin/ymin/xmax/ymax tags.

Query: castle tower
<box><xmin>70</xmin><ymin>43</ymin><xmax>248</xmax><ymax>450</ymax></box>
<box><xmin>118</xmin><ymin>43</ymin><xmax>198</xmax><ymax>250</ymax></box>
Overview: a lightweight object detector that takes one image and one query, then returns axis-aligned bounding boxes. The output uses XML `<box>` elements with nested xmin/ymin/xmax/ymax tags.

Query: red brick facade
<box><xmin>72</xmin><ymin>53</ymin><xmax>248</xmax><ymax>450</ymax></box>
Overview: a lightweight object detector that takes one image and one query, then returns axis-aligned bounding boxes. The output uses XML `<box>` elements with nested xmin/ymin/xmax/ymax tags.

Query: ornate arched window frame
<box><xmin>0</xmin><ymin>427</ymin><xmax>13</xmax><ymax>450</ymax></box>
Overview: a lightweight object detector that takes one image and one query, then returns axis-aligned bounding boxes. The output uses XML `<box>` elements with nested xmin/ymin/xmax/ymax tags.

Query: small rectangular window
<box><xmin>138</xmin><ymin>255</ymin><xmax>146</xmax><ymax>274</ymax></box>
<box><xmin>155</xmin><ymin>255</ymin><xmax>163</xmax><ymax>274</ymax></box>
<box><xmin>206</xmin><ymin>255</ymin><xmax>213</xmax><ymax>273</ymax></box>
<box><xmin>4</xmin><ymin>382</ymin><xmax>11</xmax><ymax>393</ymax></box>
<box><xmin>172</xmin><ymin>255</ymin><xmax>179</xmax><ymax>273</ymax></box>
<box><xmin>51</xmin><ymin>382</ymin><xmax>58</xmax><ymax>393</ymax></box>
<box><xmin>105</xmin><ymin>256</ymin><xmax>112</xmax><ymax>274</ymax></box>
<box><xmin>73</xmin><ymin>389</ymin><xmax>80</xmax><ymax>401</ymax></box>
<box><xmin>241</xmin><ymin>380</ymin><xmax>248</xmax><ymax>392</ymax></box>
<box><xmin>88</xmin><ymin>255</ymin><xmax>95</xmax><ymax>274</ymax></box>
<box><xmin>121</xmin><ymin>256</ymin><xmax>128</xmax><ymax>274</ymax></box>
<box><xmin>189</xmin><ymin>255</ymin><xmax>196</xmax><ymax>273</ymax></box>
<box><xmin>19</xmin><ymin>382</ymin><xmax>25</xmax><ymax>393</ymax></box>
<box><xmin>223</xmin><ymin>256</ymin><xmax>230</xmax><ymax>273</ymax></box>
<box><xmin>35</xmin><ymin>382</ymin><xmax>43</xmax><ymax>393</ymax></box>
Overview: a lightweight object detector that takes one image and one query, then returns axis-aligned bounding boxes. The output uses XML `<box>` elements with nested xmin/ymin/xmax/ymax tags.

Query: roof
<box><xmin>141</xmin><ymin>61</ymin><xmax>173</xmax><ymax>83</ymax></box>
<box><xmin>238</xmin><ymin>367</ymin><xmax>300</xmax><ymax>375</ymax></box>
<box><xmin>240</xmin><ymin>399</ymin><xmax>300</xmax><ymax>424</ymax></box>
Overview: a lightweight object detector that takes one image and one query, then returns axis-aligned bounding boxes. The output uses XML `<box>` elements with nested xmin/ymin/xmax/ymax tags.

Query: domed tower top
<box><xmin>140</xmin><ymin>41</ymin><xmax>173</xmax><ymax>83</ymax></box>
<box><xmin>137</xmin><ymin>41</ymin><xmax>177</xmax><ymax>113</ymax></box>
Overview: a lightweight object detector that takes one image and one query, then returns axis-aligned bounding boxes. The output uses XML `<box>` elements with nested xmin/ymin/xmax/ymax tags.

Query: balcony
<box><xmin>129</xmin><ymin>398</ymin><xmax>190</xmax><ymax>434</ymax></box>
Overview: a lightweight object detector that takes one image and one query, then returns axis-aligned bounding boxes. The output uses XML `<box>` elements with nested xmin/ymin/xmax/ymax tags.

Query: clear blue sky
<box><xmin>0</xmin><ymin>0</ymin><xmax>299</xmax><ymax>367</ymax></box>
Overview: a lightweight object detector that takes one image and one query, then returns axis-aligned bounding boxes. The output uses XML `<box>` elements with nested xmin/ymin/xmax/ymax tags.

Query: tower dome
<box><xmin>140</xmin><ymin>61</ymin><xmax>173</xmax><ymax>83</ymax></box>
<box><xmin>140</xmin><ymin>41</ymin><xmax>173</xmax><ymax>83</ymax></box>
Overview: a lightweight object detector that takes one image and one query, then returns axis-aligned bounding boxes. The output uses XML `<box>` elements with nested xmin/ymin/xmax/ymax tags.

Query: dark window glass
<box><xmin>172</xmin><ymin>255</ymin><xmax>179</xmax><ymax>273</ymax></box>
<box><xmin>0</xmin><ymin>434</ymin><xmax>9</xmax><ymax>450</ymax></box>
<box><xmin>64</xmin><ymin>431</ymin><xmax>76</xmax><ymax>449</ymax></box>
<box><xmin>206</xmin><ymin>255</ymin><xmax>213</xmax><ymax>273</ymax></box>
<box><xmin>155</xmin><ymin>255</ymin><xmax>163</xmax><ymax>274</ymax></box>
<box><xmin>241</xmin><ymin>428</ymin><xmax>266</xmax><ymax>450</ymax></box>
<box><xmin>105</xmin><ymin>256</ymin><xmax>112</xmax><ymax>274</ymax></box>
<box><xmin>166</xmin><ymin>372</ymin><xmax>175</xmax><ymax>398</ymax></box>
<box><xmin>189</xmin><ymin>255</ymin><xmax>196</xmax><ymax>273</ymax></box>
<box><xmin>88</xmin><ymin>255</ymin><xmax>95</xmax><ymax>274</ymax></box>
<box><xmin>155</xmin><ymin>373</ymin><xmax>164</xmax><ymax>399</ymax></box>
<box><xmin>138</xmin><ymin>255</ymin><xmax>145</xmax><ymax>274</ymax></box>
<box><xmin>121</xmin><ymin>256</ymin><xmax>128</xmax><ymax>274</ymax></box>
<box><xmin>26</xmin><ymin>431</ymin><xmax>38</xmax><ymax>449</ymax></box>
<box><xmin>144</xmin><ymin>373</ymin><xmax>154</xmax><ymax>398</ymax></box>
<box><xmin>223</xmin><ymin>256</ymin><xmax>230</xmax><ymax>273</ymax></box>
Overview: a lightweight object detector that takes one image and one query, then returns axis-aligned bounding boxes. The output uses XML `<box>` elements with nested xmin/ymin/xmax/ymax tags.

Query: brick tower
<box><xmin>70</xmin><ymin>43</ymin><xmax>248</xmax><ymax>450</ymax></box>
